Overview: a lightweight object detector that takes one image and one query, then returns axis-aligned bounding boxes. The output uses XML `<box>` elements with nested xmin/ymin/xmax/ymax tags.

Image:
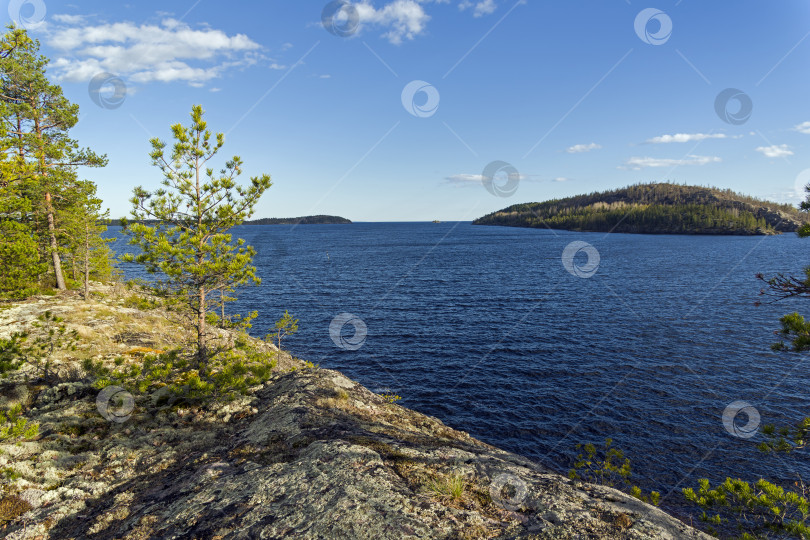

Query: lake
<box><xmin>108</xmin><ymin>222</ymin><xmax>810</xmax><ymax>518</ymax></box>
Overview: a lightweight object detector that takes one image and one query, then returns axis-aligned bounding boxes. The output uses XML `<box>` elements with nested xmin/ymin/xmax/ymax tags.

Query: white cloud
<box><xmin>756</xmin><ymin>144</ymin><xmax>793</xmax><ymax>158</ymax></box>
<box><xmin>459</xmin><ymin>0</ymin><xmax>497</xmax><ymax>17</ymax></box>
<box><xmin>353</xmin><ymin>1</ymin><xmax>498</xmax><ymax>44</ymax></box>
<box><xmin>356</xmin><ymin>1</ymin><xmax>432</xmax><ymax>44</ymax></box>
<box><xmin>565</xmin><ymin>142</ymin><xmax>601</xmax><ymax>154</ymax></box>
<box><xmin>444</xmin><ymin>172</ymin><xmax>544</xmax><ymax>186</ymax></box>
<box><xmin>645</xmin><ymin>133</ymin><xmax>727</xmax><ymax>144</ymax></box>
<box><xmin>268</xmin><ymin>63</ymin><xmax>287</xmax><ymax>70</ymax></box>
<box><xmin>51</xmin><ymin>14</ymin><xmax>86</xmax><ymax>24</ymax></box>
<box><xmin>446</xmin><ymin>173</ymin><xmax>485</xmax><ymax>184</ymax></box>
<box><xmin>553</xmin><ymin>177</ymin><xmax>571</xmax><ymax>182</ymax></box>
<box><xmin>46</xmin><ymin>18</ymin><xmax>262</xmax><ymax>86</ymax></box>
<box><xmin>794</xmin><ymin>121</ymin><xmax>810</xmax><ymax>135</ymax></box>
<box><xmin>621</xmin><ymin>155</ymin><xmax>722</xmax><ymax>170</ymax></box>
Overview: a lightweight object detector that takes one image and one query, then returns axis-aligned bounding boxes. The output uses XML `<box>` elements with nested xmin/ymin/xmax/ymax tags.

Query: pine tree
<box><xmin>124</xmin><ymin>105</ymin><xmax>272</xmax><ymax>366</ymax></box>
<box><xmin>0</xmin><ymin>215</ymin><xmax>42</xmax><ymax>298</ymax></box>
<box><xmin>58</xmin><ymin>180</ymin><xmax>114</xmax><ymax>299</ymax></box>
<box><xmin>0</xmin><ymin>27</ymin><xmax>107</xmax><ymax>291</ymax></box>
<box><xmin>0</xmin><ymin>28</ymin><xmax>42</xmax><ymax>297</ymax></box>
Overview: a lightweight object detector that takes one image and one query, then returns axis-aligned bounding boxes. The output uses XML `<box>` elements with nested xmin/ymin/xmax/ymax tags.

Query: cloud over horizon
<box><xmin>645</xmin><ymin>133</ymin><xmax>728</xmax><ymax>144</ymax></box>
<box><xmin>621</xmin><ymin>155</ymin><xmax>722</xmax><ymax>170</ymax></box>
<box><xmin>444</xmin><ymin>171</ymin><xmax>544</xmax><ymax>186</ymax></box>
<box><xmin>565</xmin><ymin>142</ymin><xmax>601</xmax><ymax>154</ymax></box>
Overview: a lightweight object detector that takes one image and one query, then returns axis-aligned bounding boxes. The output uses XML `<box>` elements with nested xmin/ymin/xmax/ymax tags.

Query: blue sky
<box><xmin>8</xmin><ymin>0</ymin><xmax>810</xmax><ymax>220</ymax></box>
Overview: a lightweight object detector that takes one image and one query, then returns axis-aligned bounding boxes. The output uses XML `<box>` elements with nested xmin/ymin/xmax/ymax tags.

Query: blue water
<box><xmin>108</xmin><ymin>223</ymin><xmax>810</xmax><ymax>518</ymax></box>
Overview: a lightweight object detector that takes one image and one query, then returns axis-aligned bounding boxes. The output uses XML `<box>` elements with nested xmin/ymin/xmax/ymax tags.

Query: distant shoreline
<box><xmin>117</xmin><ymin>215</ymin><xmax>352</xmax><ymax>226</ymax></box>
<box><xmin>243</xmin><ymin>215</ymin><xmax>351</xmax><ymax>225</ymax></box>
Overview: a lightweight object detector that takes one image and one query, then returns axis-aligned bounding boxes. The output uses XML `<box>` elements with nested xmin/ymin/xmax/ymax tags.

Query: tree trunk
<box><xmin>198</xmin><ymin>285</ymin><xmax>206</xmax><ymax>365</ymax></box>
<box><xmin>45</xmin><ymin>192</ymin><xmax>66</xmax><ymax>291</ymax></box>
<box><xmin>83</xmin><ymin>221</ymin><xmax>90</xmax><ymax>300</ymax></box>
<box><xmin>35</xmin><ymin>213</ymin><xmax>45</xmax><ymax>283</ymax></box>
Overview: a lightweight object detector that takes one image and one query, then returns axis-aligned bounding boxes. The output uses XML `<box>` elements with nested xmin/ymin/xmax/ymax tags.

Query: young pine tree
<box><xmin>58</xmin><ymin>180</ymin><xmax>114</xmax><ymax>299</ymax></box>
<box><xmin>125</xmin><ymin>105</ymin><xmax>271</xmax><ymax>368</ymax></box>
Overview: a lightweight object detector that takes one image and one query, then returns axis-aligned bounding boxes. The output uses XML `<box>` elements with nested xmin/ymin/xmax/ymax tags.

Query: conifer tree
<box><xmin>125</xmin><ymin>105</ymin><xmax>272</xmax><ymax>366</ymax></box>
<box><xmin>0</xmin><ymin>27</ymin><xmax>107</xmax><ymax>291</ymax></box>
<box><xmin>0</xmin><ymin>27</ymin><xmax>42</xmax><ymax>297</ymax></box>
<box><xmin>58</xmin><ymin>180</ymin><xmax>114</xmax><ymax>299</ymax></box>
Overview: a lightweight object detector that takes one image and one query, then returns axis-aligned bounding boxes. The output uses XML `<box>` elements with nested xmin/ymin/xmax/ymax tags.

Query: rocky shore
<box><xmin>0</xmin><ymin>289</ymin><xmax>711</xmax><ymax>539</ymax></box>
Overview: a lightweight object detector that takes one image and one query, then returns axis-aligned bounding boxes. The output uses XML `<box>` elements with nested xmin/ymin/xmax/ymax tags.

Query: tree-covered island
<box><xmin>474</xmin><ymin>183</ymin><xmax>807</xmax><ymax>235</ymax></box>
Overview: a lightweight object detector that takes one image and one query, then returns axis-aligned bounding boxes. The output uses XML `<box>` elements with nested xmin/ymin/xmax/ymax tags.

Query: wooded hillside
<box><xmin>473</xmin><ymin>183</ymin><xmax>807</xmax><ymax>235</ymax></box>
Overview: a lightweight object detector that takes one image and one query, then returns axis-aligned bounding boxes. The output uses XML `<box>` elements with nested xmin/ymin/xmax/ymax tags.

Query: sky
<box><xmin>6</xmin><ymin>0</ymin><xmax>810</xmax><ymax>221</ymax></box>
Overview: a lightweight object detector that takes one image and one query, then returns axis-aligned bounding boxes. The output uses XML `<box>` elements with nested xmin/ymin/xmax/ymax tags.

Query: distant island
<box><xmin>473</xmin><ymin>183</ymin><xmax>807</xmax><ymax>235</ymax></box>
<box><xmin>243</xmin><ymin>215</ymin><xmax>351</xmax><ymax>225</ymax></box>
<box><xmin>120</xmin><ymin>215</ymin><xmax>351</xmax><ymax>226</ymax></box>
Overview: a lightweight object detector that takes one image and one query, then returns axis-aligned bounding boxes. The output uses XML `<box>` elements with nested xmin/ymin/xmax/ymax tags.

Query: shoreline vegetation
<box><xmin>473</xmin><ymin>182</ymin><xmax>808</xmax><ymax>235</ymax></box>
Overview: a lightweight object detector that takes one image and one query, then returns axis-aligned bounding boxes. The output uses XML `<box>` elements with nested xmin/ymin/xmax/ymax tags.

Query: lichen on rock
<box><xmin>0</xmin><ymin>288</ymin><xmax>711</xmax><ymax>539</ymax></box>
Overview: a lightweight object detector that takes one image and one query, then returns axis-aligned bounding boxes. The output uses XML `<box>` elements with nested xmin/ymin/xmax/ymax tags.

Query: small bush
<box><xmin>1</xmin><ymin>467</ymin><xmax>22</xmax><ymax>482</ymax></box>
<box><xmin>85</xmin><ymin>342</ymin><xmax>277</xmax><ymax>409</ymax></box>
<box><xmin>569</xmin><ymin>438</ymin><xmax>631</xmax><ymax>487</ymax></box>
<box><xmin>569</xmin><ymin>438</ymin><xmax>659</xmax><ymax>506</ymax></box>
<box><xmin>0</xmin><ymin>404</ymin><xmax>39</xmax><ymax>442</ymax></box>
<box><xmin>0</xmin><ymin>333</ymin><xmax>27</xmax><ymax>376</ymax></box>
<box><xmin>123</xmin><ymin>294</ymin><xmax>160</xmax><ymax>310</ymax></box>
<box><xmin>26</xmin><ymin>311</ymin><xmax>79</xmax><ymax>380</ymax></box>
<box><xmin>684</xmin><ymin>477</ymin><xmax>810</xmax><ymax>538</ymax></box>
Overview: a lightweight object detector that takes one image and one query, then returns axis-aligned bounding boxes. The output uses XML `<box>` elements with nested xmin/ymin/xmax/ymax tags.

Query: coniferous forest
<box><xmin>0</xmin><ymin>28</ymin><xmax>113</xmax><ymax>301</ymax></box>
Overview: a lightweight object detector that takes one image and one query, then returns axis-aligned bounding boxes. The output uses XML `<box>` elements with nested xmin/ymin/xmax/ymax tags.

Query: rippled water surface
<box><xmin>109</xmin><ymin>222</ymin><xmax>810</xmax><ymax>516</ymax></box>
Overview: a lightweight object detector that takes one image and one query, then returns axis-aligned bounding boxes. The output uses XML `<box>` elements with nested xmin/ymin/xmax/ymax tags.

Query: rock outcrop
<box><xmin>0</xmin><ymin>291</ymin><xmax>711</xmax><ymax>539</ymax></box>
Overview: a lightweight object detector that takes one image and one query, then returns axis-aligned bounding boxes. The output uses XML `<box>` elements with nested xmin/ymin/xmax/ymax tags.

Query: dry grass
<box><xmin>426</xmin><ymin>472</ymin><xmax>466</xmax><ymax>502</ymax></box>
<box><xmin>124</xmin><ymin>347</ymin><xmax>165</xmax><ymax>357</ymax></box>
<box><xmin>58</xmin><ymin>298</ymin><xmax>189</xmax><ymax>364</ymax></box>
<box><xmin>315</xmin><ymin>388</ymin><xmax>351</xmax><ymax>410</ymax></box>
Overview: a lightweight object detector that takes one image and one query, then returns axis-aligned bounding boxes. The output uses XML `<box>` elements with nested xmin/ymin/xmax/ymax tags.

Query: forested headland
<box><xmin>473</xmin><ymin>183</ymin><xmax>807</xmax><ymax>235</ymax></box>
